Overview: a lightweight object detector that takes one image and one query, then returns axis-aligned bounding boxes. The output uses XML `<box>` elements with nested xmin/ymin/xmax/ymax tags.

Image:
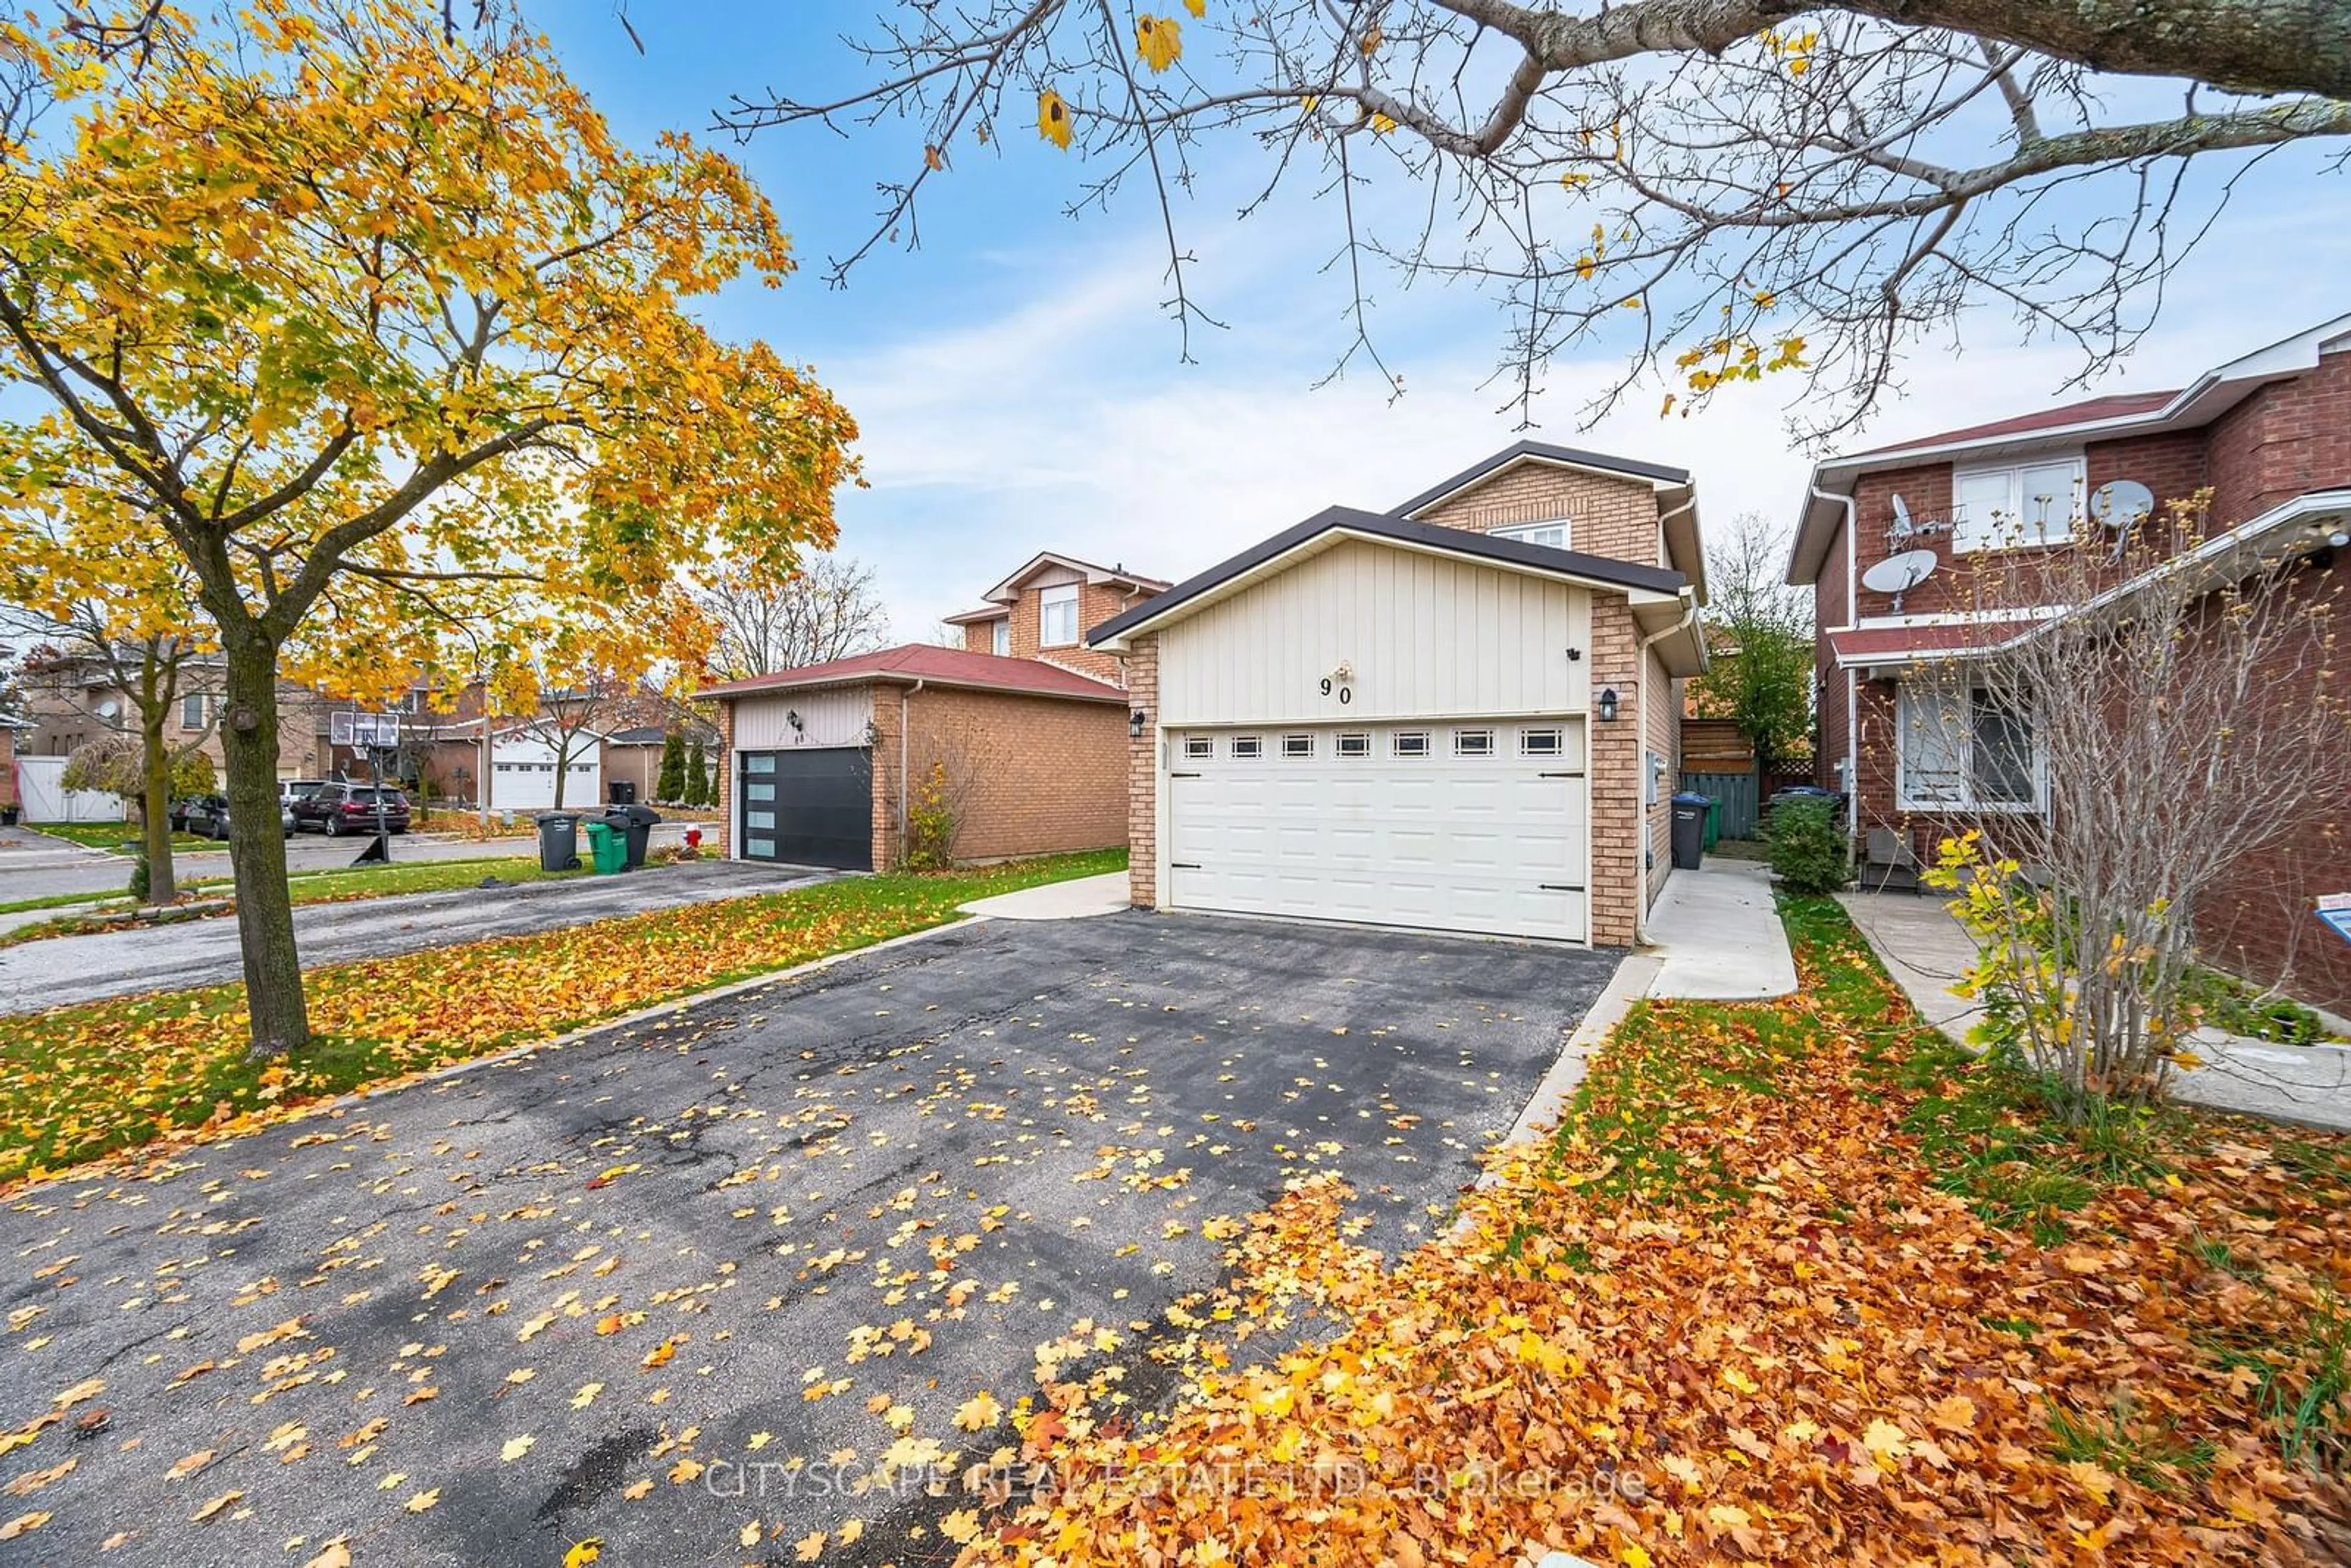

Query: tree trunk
<box><xmin>220</xmin><ymin>634</ymin><xmax>309</xmax><ymax>1058</ymax></box>
<box><xmin>140</xmin><ymin>707</ymin><xmax>178</xmax><ymax>904</ymax></box>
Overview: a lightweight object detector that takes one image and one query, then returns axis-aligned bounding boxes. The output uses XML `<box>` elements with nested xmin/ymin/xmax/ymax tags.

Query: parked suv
<box><xmin>182</xmin><ymin>794</ymin><xmax>296</xmax><ymax>840</ymax></box>
<box><xmin>294</xmin><ymin>784</ymin><xmax>412</xmax><ymax>836</ymax></box>
<box><xmin>279</xmin><ymin>778</ymin><xmax>328</xmax><ymax>811</ymax></box>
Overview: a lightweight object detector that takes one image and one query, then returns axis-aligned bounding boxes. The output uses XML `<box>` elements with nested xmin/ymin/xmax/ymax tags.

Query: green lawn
<box><xmin>26</xmin><ymin>821</ymin><xmax>216</xmax><ymax>853</ymax></box>
<box><xmin>0</xmin><ymin>848</ymin><xmax>1126</xmax><ymax>1185</ymax></box>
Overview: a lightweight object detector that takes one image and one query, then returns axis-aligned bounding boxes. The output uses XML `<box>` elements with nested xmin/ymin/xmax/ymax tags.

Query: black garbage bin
<box><xmin>604</xmin><ymin>803</ymin><xmax>661</xmax><ymax>870</ymax></box>
<box><xmin>608</xmin><ymin>779</ymin><xmax>637</xmax><ymax>806</ymax></box>
<box><xmin>1669</xmin><ymin>792</ymin><xmax>1711</xmax><ymax>871</ymax></box>
<box><xmin>536</xmin><ymin>812</ymin><xmax>580</xmax><ymax>872</ymax></box>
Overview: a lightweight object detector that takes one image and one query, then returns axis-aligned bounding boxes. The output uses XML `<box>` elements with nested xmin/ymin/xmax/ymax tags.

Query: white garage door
<box><xmin>1164</xmin><ymin>719</ymin><xmax>1589</xmax><ymax>942</ymax></box>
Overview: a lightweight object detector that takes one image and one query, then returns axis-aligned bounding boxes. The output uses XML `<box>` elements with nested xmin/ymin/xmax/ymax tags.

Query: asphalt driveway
<box><xmin>0</xmin><ymin>913</ymin><xmax>1616</xmax><ymax>1567</ymax></box>
<box><xmin>0</xmin><ymin>860</ymin><xmax>831</xmax><ymax>1015</ymax></box>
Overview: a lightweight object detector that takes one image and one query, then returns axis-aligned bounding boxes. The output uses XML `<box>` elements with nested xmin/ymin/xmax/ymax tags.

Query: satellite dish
<box><xmin>1861</xmin><ymin>548</ymin><xmax>1940</xmax><ymax>613</ymax></box>
<box><xmin>2090</xmin><ymin>478</ymin><xmax>2154</xmax><ymax>531</ymax></box>
<box><xmin>94</xmin><ymin>699</ymin><xmax>119</xmax><ymax>720</ymax></box>
<box><xmin>1889</xmin><ymin>492</ymin><xmax>1915</xmax><ymax>541</ymax></box>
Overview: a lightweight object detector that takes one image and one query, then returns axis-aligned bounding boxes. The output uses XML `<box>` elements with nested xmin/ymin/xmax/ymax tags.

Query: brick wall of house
<box><xmin>2207</xmin><ymin>345</ymin><xmax>2351</xmax><ymax>524</ymax></box>
<box><xmin>0</xmin><ymin>727</ymin><xmax>17</xmax><ymax>811</ymax></box>
<box><xmin>992</xmin><ymin>578</ymin><xmax>1148</xmax><ymax>687</ymax></box>
<box><xmin>1812</xmin><ymin>510</ymin><xmax>1852</xmax><ymax>787</ymax></box>
<box><xmin>710</xmin><ymin>699</ymin><xmax>734</xmax><ymax>858</ymax></box>
<box><xmin>958</xmin><ymin>620</ymin><xmax>1001</xmax><ymax>656</ymax></box>
<box><xmin>1643</xmin><ymin>640</ymin><xmax>1678</xmax><ymax>904</ymax></box>
<box><xmin>1414</xmin><ymin>463</ymin><xmax>1665</xmax><ymax>564</ymax></box>
<box><xmin>868</xmin><ymin>685</ymin><xmax>1127</xmax><ymax>868</ymax></box>
<box><xmin>1588</xmin><ymin>598</ymin><xmax>1644</xmax><ymax>947</ymax></box>
<box><xmin>1125</xmin><ymin>634</ymin><xmax>1160</xmax><ymax>908</ymax></box>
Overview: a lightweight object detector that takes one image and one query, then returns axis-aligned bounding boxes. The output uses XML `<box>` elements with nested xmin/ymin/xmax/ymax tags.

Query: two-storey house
<box><xmin>1088</xmin><ymin>442</ymin><xmax>1708</xmax><ymax>948</ymax></box>
<box><xmin>696</xmin><ymin>552</ymin><xmax>1169</xmax><ymax>872</ymax></box>
<box><xmin>1788</xmin><ymin>314</ymin><xmax>2351</xmax><ymax>1009</ymax></box>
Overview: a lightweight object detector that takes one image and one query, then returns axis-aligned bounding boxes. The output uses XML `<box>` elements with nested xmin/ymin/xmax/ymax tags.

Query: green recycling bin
<box><xmin>582</xmin><ymin>819</ymin><xmax>627</xmax><ymax>875</ymax></box>
<box><xmin>1703</xmin><ymin>797</ymin><xmax>1721</xmax><ymax>851</ymax></box>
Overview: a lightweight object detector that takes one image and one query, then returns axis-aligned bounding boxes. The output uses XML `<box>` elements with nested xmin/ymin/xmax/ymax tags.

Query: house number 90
<box><xmin>1319</xmin><ymin>678</ymin><xmax>1351</xmax><ymax>703</ymax></box>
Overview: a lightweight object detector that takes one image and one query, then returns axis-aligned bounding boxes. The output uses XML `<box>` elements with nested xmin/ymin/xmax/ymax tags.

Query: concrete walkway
<box><xmin>958</xmin><ymin>869</ymin><xmax>1130</xmax><ymax>921</ymax></box>
<box><xmin>1644</xmin><ymin>858</ymin><xmax>1799</xmax><ymax>1000</ymax></box>
<box><xmin>1840</xmin><ymin>888</ymin><xmax>2351</xmax><ymax>1133</ymax></box>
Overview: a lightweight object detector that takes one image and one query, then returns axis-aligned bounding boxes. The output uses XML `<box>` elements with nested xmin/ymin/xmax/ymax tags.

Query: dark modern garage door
<box><xmin>738</xmin><ymin>748</ymin><xmax>873</xmax><ymax>871</ymax></box>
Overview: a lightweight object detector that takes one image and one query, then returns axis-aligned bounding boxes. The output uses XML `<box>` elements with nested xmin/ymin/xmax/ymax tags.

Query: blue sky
<box><xmin>533</xmin><ymin>4</ymin><xmax>2351</xmax><ymax>635</ymax></box>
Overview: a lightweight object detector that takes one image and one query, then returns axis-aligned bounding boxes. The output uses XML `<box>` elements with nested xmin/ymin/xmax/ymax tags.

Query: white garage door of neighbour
<box><xmin>491</xmin><ymin>757</ymin><xmax>599</xmax><ymax>812</ymax></box>
<box><xmin>1164</xmin><ymin>719</ymin><xmax>1588</xmax><ymax>942</ymax></box>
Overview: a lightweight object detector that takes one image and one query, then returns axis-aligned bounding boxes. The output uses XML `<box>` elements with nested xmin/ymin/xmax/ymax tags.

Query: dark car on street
<box><xmin>181</xmin><ymin>795</ymin><xmax>296</xmax><ymax>840</ymax></box>
<box><xmin>294</xmin><ymin>784</ymin><xmax>412</xmax><ymax>836</ymax></box>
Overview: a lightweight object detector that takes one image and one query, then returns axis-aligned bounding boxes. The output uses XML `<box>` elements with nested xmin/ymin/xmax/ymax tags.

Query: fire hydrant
<box><xmin>685</xmin><ymin>828</ymin><xmax>702</xmax><ymax>850</ymax></box>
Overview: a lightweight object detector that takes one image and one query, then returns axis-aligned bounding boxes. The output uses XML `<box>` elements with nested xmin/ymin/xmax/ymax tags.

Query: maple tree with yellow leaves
<box><xmin>0</xmin><ymin>0</ymin><xmax>857</xmax><ymax>1059</ymax></box>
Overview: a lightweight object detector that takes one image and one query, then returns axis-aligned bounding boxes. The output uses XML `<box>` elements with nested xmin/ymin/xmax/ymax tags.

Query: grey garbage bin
<box><xmin>607</xmin><ymin>779</ymin><xmax>637</xmax><ymax>806</ymax></box>
<box><xmin>1669</xmin><ymin>792</ymin><xmax>1711</xmax><ymax>871</ymax></box>
<box><xmin>536</xmin><ymin>812</ymin><xmax>581</xmax><ymax>872</ymax></box>
<box><xmin>604</xmin><ymin>803</ymin><xmax>661</xmax><ymax>870</ymax></box>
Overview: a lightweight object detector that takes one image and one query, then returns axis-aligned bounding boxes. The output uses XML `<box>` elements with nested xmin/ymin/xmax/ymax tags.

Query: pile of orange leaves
<box><xmin>958</xmin><ymin>909</ymin><xmax>2351</xmax><ymax>1566</ymax></box>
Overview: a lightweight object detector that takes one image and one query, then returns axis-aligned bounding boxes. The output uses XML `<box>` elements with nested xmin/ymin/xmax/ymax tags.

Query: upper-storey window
<box><xmin>992</xmin><ymin>618</ymin><xmax>1011</xmax><ymax>656</ymax></box>
<box><xmin>1490</xmin><ymin>519</ymin><xmax>1570</xmax><ymax>550</ymax></box>
<box><xmin>1039</xmin><ymin>583</ymin><xmax>1079</xmax><ymax>646</ymax></box>
<box><xmin>1951</xmin><ymin>457</ymin><xmax>2082</xmax><ymax>552</ymax></box>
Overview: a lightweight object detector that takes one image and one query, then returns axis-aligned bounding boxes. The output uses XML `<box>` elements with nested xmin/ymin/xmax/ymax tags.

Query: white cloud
<box><xmin>817</xmin><ymin>222</ymin><xmax>2350</xmax><ymax>634</ymax></box>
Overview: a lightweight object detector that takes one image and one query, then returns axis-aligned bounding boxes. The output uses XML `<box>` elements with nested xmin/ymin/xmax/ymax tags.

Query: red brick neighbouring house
<box><xmin>1788</xmin><ymin>313</ymin><xmax>2351</xmax><ymax>1011</ymax></box>
<box><xmin>694</xmin><ymin>553</ymin><xmax>1174</xmax><ymax>870</ymax></box>
<box><xmin>1089</xmin><ymin>443</ymin><xmax>1708</xmax><ymax>948</ymax></box>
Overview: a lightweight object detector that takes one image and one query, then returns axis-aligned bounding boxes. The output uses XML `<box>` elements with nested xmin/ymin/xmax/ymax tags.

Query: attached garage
<box><xmin>1089</xmin><ymin>499</ymin><xmax>1706</xmax><ymax>948</ymax></box>
<box><xmin>697</xmin><ymin>645</ymin><xmax>1133</xmax><ymax>872</ymax></box>
<box><xmin>1166</xmin><ymin>719</ymin><xmax>1589</xmax><ymax>941</ymax></box>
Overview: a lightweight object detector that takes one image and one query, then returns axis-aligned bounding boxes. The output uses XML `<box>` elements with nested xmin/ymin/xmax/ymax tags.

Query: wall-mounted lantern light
<box><xmin>863</xmin><ymin>719</ymin><xmax>880</xmax><ymax>747</ymax></box>
<box><xmin>1130</xmin><ymin>708</ymin><xmax>1149</xmax><ymax>740</ymax></box>
<box><xmin>1597</xmin><ymin>687</ymin><xmax>1621</xmax><ymax>722</ymax></box>
<box><xmin>786</xmin><ymin>708</ymin><xmax>804</xmax><ymax>732</ymax></box>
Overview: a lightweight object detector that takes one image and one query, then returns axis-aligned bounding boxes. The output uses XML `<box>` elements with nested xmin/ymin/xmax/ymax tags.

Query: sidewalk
<box><xmin>1839</xmin><ymin>888</ymin><xmax>2351</xmax><ymax>1134</ymax></box>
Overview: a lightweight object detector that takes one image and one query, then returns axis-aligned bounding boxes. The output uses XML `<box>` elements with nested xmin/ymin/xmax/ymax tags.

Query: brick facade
<box><xmin>959</xmin><ymin>577</ymin><xmax>1159</xmax><ymax>687</ymax></box>
<box><xmin>871</xmin><ymin>684</ymin><xmax>1128</xmax><ymax>867</ymax></box>
<box><xmin>708</xmin><ymin>698</ymin><xmax>734</xmax><ymax>858</ymax></box>
<box><xmin>1414</xmin><ymin>462</ymin><xmax>1665</xmax><ymax>565</ymax></box>
<box><xmin>1123</xmin><ymin>635</ymin><xmax>1160</xmax><ymax>909</ymax></box>
<box><xmin>0</xmin><ymin>726</ymin><xmax>17</xmax><ymax>812</ymax></box>
<box><xmin>1587</xmin><ymin>597</ymin><xmax>1644</xmax><ymax>947</ymax></box>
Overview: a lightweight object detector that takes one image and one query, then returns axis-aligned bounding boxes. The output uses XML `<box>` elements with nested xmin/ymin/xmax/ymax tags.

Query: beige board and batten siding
<box><xmin>730</xmin><ymin>685</ymin><xmax>875</xmax><ymax>751</ymax></box>
<box><xmin>1154</xmin><ymin>538</ymin><xmax>1594</xmax><ymax>724</ymax></box>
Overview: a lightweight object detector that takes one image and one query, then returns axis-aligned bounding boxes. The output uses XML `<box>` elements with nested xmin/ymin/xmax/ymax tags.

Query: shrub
<box><xmin>901</xmin><ymin>760</ymin><xmax>958</xmax><ymax>870</ymax></box>
<box><xmin>127</xmin><ymin>853</ymin><xmax>150</xmax><ymax>904</ymax></box>
<box><xmin>1766</xmin><ymin>798</ymin><xmax>1849</xmax><ymax>895</ymax></box>
<box><xmin>656</xmin><ymin>729</ymin><xmax>686</xmax><ymax>801</ymax></box>
<box><xmin>684</xmin><ymin>740</ymin><xmax>711</xmax><ymax>807</ymax></box>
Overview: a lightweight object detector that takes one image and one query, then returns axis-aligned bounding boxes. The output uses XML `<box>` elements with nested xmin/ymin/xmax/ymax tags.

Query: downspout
<box><xmin>1633</xmin><ymin>587</ymin><xmax>1700</xmax><ymax>945</ymax></box>
<box><xmin>896</xmin><ymin>678</ymin><xmax>924</xmax><ymax>862</ymax></box>
<box><xmin>1810</xmin><ymin>484</ymin><xmax>1859</xmax><ymax>801</ymax></box>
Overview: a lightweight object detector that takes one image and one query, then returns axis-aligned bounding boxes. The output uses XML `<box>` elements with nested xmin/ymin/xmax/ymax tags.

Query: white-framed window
<box><xmin>1392</xmin><ymin>731</ymin><xmax>1430</xmax><ymax>757</ymax></box>
<box><xmin>1182</xmin><ymin>736</ymin><xmax>1212</xmax><ymax>759</ymax></box>
<box><xmin>1038</xmin><ymin>583</ymin><xmax>1079</xmax><ymax>646</ymax></box>
<box><xmin>1896</xmin><ymin>680</ymin><xmax>2042</xmax><ymax>811</ymax></box>
<box><xmin>1336</xmin><ymin>732</ymin><xmax>1370</xmax><ymax>757</ymax></box>
<box><xmin>1230</xmin><ymin>735</ymin><xmax>1263</xmax><ymax>759</ymax></box>
<box><xmin>992</xmin><ymin>618</ymin><xmax>1011</xmax><ymax>657</ymax></box>
<box><xmin>1453</xmin><ymin>729</ymin><xmax>1494</xmax><ymax>756</ymax></box>
<box><xmin>1281</xmin><ymin>734</ymin><xmax>1314</xmax><ymax>759</ymax></box>
<box><xmin>1951</xmin><ymin>457</ymin><xmax>2083</xmax><ymax>552</ymax></box>
<box><xmin>1520</xmin><ymin>728</ymin><xmax>1563</xmax><ymax>756</ymax></box>
<box><xmin>1491</xmin><ymin>519</ymin><xmax>1570</xmax><ymax>550</ymax></box>
<box><xmin>180</xmin><ymin>692</ymin><xmax>205</xmax><ymax>730</ymax></box>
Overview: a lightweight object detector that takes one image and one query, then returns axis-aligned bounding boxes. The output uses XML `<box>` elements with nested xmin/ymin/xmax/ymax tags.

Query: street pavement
<box><xmin>0</xmin><ymin>913</ymin><xmax>1615</xmax><ymax>1567</ymax></box>
<box><xmin>0</xmin><ymin>858</ymin><xmax>826</xmax><ymax>1015</ymax></box>
<box><xmin>0</xmin><ymin>819</ymin><xmax>722</xmax><ymax>904</ymax></box>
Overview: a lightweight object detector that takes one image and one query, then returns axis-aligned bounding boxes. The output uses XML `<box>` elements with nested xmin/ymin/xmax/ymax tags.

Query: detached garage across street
<box><xmin>1090</xmin><ymin>443</ymin><xmax>1711</xmax><ymax>948</ymax></box>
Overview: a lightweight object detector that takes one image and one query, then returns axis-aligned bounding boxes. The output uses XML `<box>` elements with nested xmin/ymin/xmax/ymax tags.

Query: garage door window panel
<box><xmin>1392</xmin><ymin>731</ymin><xmax>1430</xmax><ymax>757</ymax></box>
<box><xmin>1231</xmin><ymin>736</ymin><xmax>1262</xmax><ymax>759</ymax></box>
<box><xmin>1521</xmin><ymin>728</ymin><xmax>1563</xmax><ymax>756</ymax></box>
<box><xmin>1183</xmin><ymin>737</ymin><xmax>1212</xmax><ymax>760</ymax></box>
<box><xmin>1453</xmin><ymin>729</ymin><xmax>1494</xmax><ymax>756</ymax></box>
<box><xmin>1282</xmin><ymin>735</ymin><xmax>1314</xmax><ymax>759</ymax></box>
<box><xmin>1337</xmin><ymin>733</ymin><xmax>1370</xmax><ymax>757</ymax></box>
